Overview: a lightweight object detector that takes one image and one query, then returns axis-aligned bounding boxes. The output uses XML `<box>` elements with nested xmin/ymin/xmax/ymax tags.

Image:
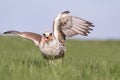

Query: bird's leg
<box><xmin>56</xmin><ymin>58</ymin><xmax>63</xmax><ymax>64</ymax></box>
<box><xmin>48</xmin><ymin>57</ymin><xmax>63</xmax><ymax>65</ymax></box>
<box><xmin>48</xmin><ymin>59</ymin><xmax>62</xmax><ymax>65</ymax></box>
<box><xmin>48</xmin><ymin>59</ymin><xmax>55</xmax><ymax>65</ymax></box>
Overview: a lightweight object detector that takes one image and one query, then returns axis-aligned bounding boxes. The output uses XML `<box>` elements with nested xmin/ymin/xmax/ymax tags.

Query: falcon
<box><xmin>4</xmin><ymin>11</ymin><xmax>94</xmax><ymax>64</ymax></box>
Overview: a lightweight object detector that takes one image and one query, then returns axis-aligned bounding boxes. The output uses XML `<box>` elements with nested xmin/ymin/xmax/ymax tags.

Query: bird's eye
<box><xmin>43</xmin><ymin>33</ymin><xmax>45</xmax><ymax>36</ymax></box>
<box><xmin>50</xmin><ymin>33</ymin><xmax>52</xmax><ymax>36</ymax></box>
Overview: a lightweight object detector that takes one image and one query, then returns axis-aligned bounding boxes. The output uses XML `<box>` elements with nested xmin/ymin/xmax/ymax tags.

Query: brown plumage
<box><xmin>4</xmin><ymin>30</ymin><xmax>42</xmax><ymax>46</ymax></box>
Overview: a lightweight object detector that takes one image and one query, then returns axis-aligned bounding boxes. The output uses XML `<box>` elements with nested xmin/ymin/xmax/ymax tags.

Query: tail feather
<box><xmin>4</xmin><ymin>30</ymin><xmax>20</xmax><ymax>34</ymax></box>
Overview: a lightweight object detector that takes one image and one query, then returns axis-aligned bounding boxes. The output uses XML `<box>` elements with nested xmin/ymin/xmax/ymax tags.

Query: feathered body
<box><xmin>40</xmin><ymin>39</ymin><xmax>65</xmax><ymax>59</ymax></box>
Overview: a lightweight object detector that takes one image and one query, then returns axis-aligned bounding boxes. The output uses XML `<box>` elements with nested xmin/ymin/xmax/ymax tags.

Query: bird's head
<box><xmin>43</xmin><ymin>32</ymin><xmax>53</xmax><ymax>42</ymax></box>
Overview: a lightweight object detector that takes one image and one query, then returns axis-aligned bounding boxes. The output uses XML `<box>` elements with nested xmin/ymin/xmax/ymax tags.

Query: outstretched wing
<box><xmin>53</xmin><ymin>11</ymin><xmax>94</xmax><ymax>40</ymax></box>
<box><xmin>4</xmin><ymin>30</ymin><xmax>42</xmax><ymax>46</ymax></box>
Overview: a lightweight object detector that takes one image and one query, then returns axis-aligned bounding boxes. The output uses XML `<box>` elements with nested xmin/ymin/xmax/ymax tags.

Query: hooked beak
<box><xmin>44</xmin><ymin>37</ymin><xmax>49</xmax><ymax>42</ymax></box>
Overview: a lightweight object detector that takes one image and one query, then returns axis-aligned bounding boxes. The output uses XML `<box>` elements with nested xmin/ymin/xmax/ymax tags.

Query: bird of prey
<box><xmin>4</xmin><ymin>11</ymin><xmax>94</xmax><ymax>64</ymax></box>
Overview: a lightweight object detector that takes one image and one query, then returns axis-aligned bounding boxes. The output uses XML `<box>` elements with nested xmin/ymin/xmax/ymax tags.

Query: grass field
<box><xmin>0</xmin><ymin>36</ymin><xmax>120</xmax><ymax>80</ymax></box>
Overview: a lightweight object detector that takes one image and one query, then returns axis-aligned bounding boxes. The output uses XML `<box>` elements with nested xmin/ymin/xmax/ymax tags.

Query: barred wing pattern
<box><xmin>53</xmin><ymin>11</ymin><xmax>94</xmax><ymax>40</ymax></box>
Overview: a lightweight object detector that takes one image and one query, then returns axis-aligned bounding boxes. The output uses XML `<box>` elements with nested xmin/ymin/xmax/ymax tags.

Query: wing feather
<box><xmin>4</xmin><ymin>30</ymin><xmax>42</xmax><ymax>46</ymax></box>
<box><xmin>58</xmin><ymin>12</ymin><xmax>94</xmax><ymax>37</ymax></box>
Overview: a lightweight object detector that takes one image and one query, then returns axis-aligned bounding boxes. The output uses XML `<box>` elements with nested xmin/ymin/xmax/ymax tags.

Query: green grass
<box><xmin>0</xmin><ymin>36</ymin><xmax>120</xmax><ymax>80</ymax></box>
